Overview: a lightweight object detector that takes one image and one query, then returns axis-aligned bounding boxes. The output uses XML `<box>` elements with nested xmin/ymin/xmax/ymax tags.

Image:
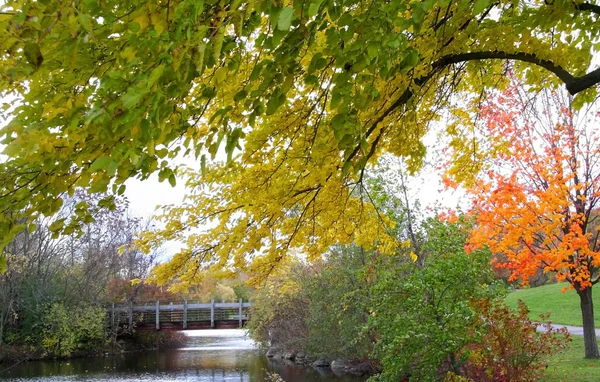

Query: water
<box><xmin>0</xmin><ymin>330</ymin><xmax>367</xmax><ymax>382</ymax></box>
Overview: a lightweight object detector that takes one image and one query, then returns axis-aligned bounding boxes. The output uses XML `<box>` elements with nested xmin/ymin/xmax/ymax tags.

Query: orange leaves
<box><xmin>460</xmin><ymin>82</ymin><xmax>600</xmax><ymax>289</ymax></box>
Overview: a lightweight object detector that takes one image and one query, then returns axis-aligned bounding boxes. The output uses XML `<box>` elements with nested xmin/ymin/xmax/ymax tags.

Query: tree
<box><xmin>0</xmin><ymin>193</ymin><xmax>156</xmax><ymax>354</ymax></box>
<box><xmin>370</xmin><ymin>216</ymin><xmax>500</xmax><ymax>380</ymax></box>
<box><xmin>462</xmin><ymin>83</ymin><xmax>600</xmax><ymax>358</ymax></box>
<box><xmin>1</xmin><ymin>0</ymin><xmax>600</xmax><ymax>275</ymax></box>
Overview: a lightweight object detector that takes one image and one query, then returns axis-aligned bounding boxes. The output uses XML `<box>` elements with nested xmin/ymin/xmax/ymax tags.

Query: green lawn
<box><xmin>542</xmin><ymin>336</ymin><xmax>600</xmax><ymax>381</ymax></box>
<box><xmin>504</xmin><ymin>283</ymin><xmax>600</xmax><ymax>328</ymax></box>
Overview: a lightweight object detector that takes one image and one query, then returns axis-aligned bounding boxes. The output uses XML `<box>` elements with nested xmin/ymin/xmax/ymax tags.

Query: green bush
<box><xmin>247</xmin><ymin>248</ymin><xmax>377</xmax><ymax>360</ymax></box>
<box><xmin>370</xmin><ymin>218</ymin><xmax>501</xmax><ymax>381</ymax></box>
<box><xmin>304</xmin><ymin>245</ymin><xmax>374</xmax><ymax>359</ymax></box>
<box><xmin>38</xmin><ymin>303</ymin><xmax>105</xmax><ymax>357</ymax></box>
<box><xmin>247</xmin><ymin>216</ymin><xmax>570</xmax><ymax>381</ymax></box>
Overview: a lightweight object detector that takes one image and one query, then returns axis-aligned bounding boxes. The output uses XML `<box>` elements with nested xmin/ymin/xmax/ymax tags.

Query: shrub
<box><xmin>459</xmin><ymin>299</ymin><xmax>570</xmax><ymax>382</ymax></box>
<box><xmin>38</xmin><ymin>303</ymin><xmax>106</xmax><ymax>357</ymax></box>
<box><xmin>303</xmin><ymin>245</ymin><xmax>374</xmax><ymax>360</ymax></box>
<box><xmin>246</xmin><ymin>261</ymin><xmax>309</xmax><ymax>352</ymax></box>
<box><xmin>370</xmin><ymin>218</ymin><xmax>501</xmax><ymax>381</ymax></box>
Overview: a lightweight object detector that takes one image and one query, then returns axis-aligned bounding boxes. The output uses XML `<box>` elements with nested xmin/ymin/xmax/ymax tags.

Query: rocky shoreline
<box><xmin>265</xmin><ymin>347</ymin><xmax>378</xmax><ymax>377</ymax></box>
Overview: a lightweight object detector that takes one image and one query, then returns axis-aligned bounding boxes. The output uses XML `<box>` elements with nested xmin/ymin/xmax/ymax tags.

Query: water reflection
<box><xmin>0</xmin><ymin>330</ymin><xmax>366</xmax><ymax>382</ymax></box>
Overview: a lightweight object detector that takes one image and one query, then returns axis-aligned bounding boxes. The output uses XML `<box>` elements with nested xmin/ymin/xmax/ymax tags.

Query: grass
<box><xmin>504</xmin><ymin>283</ymin><xmax>600</xmax><ymax>328</ymax></box>
<box><xmin>503</xmin><ymin>284</ymin><xmax>600</xmax><ymax>380</ymax></box>
<box><xmin>542</xmin><ymin>336</ymin><xmax>600</xmax><ymax>381</ymax></box>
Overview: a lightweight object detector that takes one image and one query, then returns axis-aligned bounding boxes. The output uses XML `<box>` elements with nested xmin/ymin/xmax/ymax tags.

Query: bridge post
<box><xmin>210</xmin><ymin>299</ymin><xmax>215</xmax><ymax>329</ymax></box>
<box><xmin>183</xmin><ymin>299</ymin><xmax>188</xmax><ymax>329</ymax></box>
<box><xmin>238</xmin><ymin>298</ymin><xmax>243</xmax><ymax>328</ymax></box>
<box><xmin>155</xmin><ymin>301</ymin><xmax>160</xmax><ymax>330</ymax></box>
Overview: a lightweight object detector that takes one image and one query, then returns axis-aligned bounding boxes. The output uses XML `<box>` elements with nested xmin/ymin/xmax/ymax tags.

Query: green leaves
<box><xmin>89</xmin><ymin>157</ymin><xmax>112</xmax><ymax>172</ymax></box>
<box><xmin>225</xmin><ymin>128</ymin><xmax>245</xmax><ymax>163</ymax></box>
<box><xmin>0</xmin><ymin>253</ymin><xmax>7</xmax><ymax>274</ymax></box>
<box><xmin>265</xmin><ymin>90</ymin><xmax>286</xmax><ymax>115</ymax></box>
<box><xmin>400</xmin><ymin>49</ymin><xmax>419</xmax><ymax>71</ymax></box>
<box><xmin>277</xmin><ymin>7</ymin><xmax>294</xmax><ymax>31</ymax></box>
<box><xmin>23</xmin><ymin>43</ymin><xmax>43</xmax><ymax>69</ymax></box>
<box><xmin>308</xmin><ymin>0</ymin><xmax>323</xmax><ymax>18</ymax></box>
<box><xmin>148</xmin><ymin>64</ymin><xmax>166</xmax><ymax>86</ymax></box>
<box><xmin>49</xmin><ymin>219</ymin><xmax>65</xmax><ymax>234</ymax></box>
<box><xmin>214</xmin><ymin>67</ymin><xmax>228</xmax><ymax>84</ymax></box>
<box><xmin>473</xmin><ymin>0</ymin><xmax>490</xmax><ymax>15</ymax></box>
<box><xmin>121</xmin><ymin>88</ymin><xmax>145</xmax><ymax>109</ymax></box>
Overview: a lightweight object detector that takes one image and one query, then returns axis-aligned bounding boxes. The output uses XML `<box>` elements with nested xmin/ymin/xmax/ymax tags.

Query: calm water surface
<box><xmin>0</xmin><ymin>330</ymin><xmax>367</xmax><ymax>382</ymax></box>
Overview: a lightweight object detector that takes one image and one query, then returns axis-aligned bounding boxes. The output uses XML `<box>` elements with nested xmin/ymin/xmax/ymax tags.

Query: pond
<box><xmin>0</xmin><ymin>329</ymin><xmax>368</xmax><ymax>382</ymax></box>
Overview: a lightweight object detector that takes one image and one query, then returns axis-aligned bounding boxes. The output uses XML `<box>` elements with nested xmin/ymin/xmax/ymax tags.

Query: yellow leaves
<box><xmin>42</xmin><ymin>97</ymin><xmax>72</xmax><ymax>120</ymax></box>
<box><xmin>137</xmin><ymin>133</ymin><xmax>397</xmax><ymax>288</ymax></box>
<box><xmin>120</xmin><ymin>47</ymin><xmax>136</xmax><ymax>62</ymax></box>
<box><xmin>133</xmin><ymin>14</ymin><xmax>150</xmax><ymax>30</ymax></box>
<box><xmin>213</xmin><ymin>67</ymin><xmax>229</xmax><ymax>84</ymax></box>
<box><xmin>150</xmin><ymin>12</ymin><xmax>167</xmax><ymax>34</ymax></box>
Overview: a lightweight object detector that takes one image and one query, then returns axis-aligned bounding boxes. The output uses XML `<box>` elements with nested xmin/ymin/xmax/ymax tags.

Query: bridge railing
<box><xmin>109</xmin><ymin>299</ymin><xmax>252</xmax><ymax>330</ymax></box>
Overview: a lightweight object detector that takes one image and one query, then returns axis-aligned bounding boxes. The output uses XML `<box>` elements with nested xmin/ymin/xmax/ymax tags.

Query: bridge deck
<box><xmin>110</xmin><ymin>299</ymin><xmax>251</xmax><ymax>331</ymax></box>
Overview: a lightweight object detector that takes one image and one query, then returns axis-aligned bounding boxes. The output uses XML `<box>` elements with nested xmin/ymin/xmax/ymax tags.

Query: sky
<box><xmin>125</xmin><ymin>172</ymin><xmax>188</xmax><ymax>219</ymax></box>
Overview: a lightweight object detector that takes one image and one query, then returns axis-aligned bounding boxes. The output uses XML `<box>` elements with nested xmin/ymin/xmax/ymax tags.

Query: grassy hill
<box><xmin>505</xmin><ymin>284</ymin><xmax>600</xmax><ymax>380</ymax></box>
<box><xmin>504</xmin><ymin>283</ymin><xmax>600</xmax><ymax>328</ymax></box>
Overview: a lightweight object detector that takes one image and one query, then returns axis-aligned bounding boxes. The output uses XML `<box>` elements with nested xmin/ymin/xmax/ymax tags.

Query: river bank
<box><xmin>0</xmin><ymin>330</ymin><xmax>186</xmax><ymax>365</ymax></box>
<box><xmin>265</xmin><ymin>347</ymin><xmax>379</xmax><ymax>378</ymax></box>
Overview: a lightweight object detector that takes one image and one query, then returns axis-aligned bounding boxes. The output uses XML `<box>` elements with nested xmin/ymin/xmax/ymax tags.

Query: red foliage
<box><xmin>106</xmin><ymin>278</ymin><xmax>177</xmax><ymax>303</ymax></box>
<box><xmin>460</xmin><ymin>299</ymin><xmax>570</xmax><ymax>382</ymax></box>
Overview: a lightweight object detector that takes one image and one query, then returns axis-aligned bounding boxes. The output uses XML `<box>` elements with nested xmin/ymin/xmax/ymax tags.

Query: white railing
<box><xmin>109</xmin><ymin>299</ymin><xmax>252</xmax><ymax>330</ymax></box>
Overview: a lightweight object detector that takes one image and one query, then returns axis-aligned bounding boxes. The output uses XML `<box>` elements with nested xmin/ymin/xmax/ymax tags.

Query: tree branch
<box><xmin>429</xmin><ymin>51</ymin><xmax>599</xmax><ymax>95</ymax></box>
<box><xmin>575</xmin><ymin>2</ymin><xmax>600</xmax><ymax>16</ymax></box>
<box><xmin>347</xmin><ymin>49</ymin><xmax>600</xmax><ymax>166</ymax></box>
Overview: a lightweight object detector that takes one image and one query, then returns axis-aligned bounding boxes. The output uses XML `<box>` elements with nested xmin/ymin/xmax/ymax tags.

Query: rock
<box><xmin>294</xmin><ymin>352</ymin><xmax>308</xmax><ymax>364</ymax></box>
<box><xmin>283</xmin><ymin>350</ymin><xmax>296</xmax><ymax>361</ymax></box>
<box><xmin>266</xmin><ymin>348</ymin><xmax>281</xmax><ymax>358</ymax></box>
<box><xmin>312</xmin><ymin>359</ymin><xmax>330</xmax><ymax>368</ymax></box>
<box><xmin>330</xmin><ymin>360</ymin><xmax>348</xmax><ymax>377</ymax></box>
<box><xmin>347</xmin><ymin>361</ymin><xmax>376</xmax><ymax>376</ymax></box>
<box><xmin>330</xmin><ymin>359</ymin><xmax>348</xmax><ymax>370</ymax></box>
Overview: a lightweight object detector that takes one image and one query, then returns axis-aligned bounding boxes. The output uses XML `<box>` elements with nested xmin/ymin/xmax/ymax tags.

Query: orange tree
<box><xmin>461</xmin><ymin>82</ymin><xmax>600</xmax><ymax>358</ymax></box>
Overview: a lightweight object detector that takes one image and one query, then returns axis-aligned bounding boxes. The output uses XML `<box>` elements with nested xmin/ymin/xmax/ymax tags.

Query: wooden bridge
<box><xmin>110</xmin><ymin>299</ymin><xmax>251</xmax><ymax>331</ymax></box>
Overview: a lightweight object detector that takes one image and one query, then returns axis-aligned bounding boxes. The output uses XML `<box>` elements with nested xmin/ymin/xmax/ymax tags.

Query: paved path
<box><xmin>537</xmin><ymin>323</ymin><xmax>600</xmax><ymax>336</ymax></box>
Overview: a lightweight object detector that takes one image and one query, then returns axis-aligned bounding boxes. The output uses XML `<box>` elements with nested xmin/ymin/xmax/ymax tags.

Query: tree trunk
<box><xmin>0</xmin><ymin>310</ymin><xmax>4</xmax><ymax>346</ymax></box>
<box><xmin>577</xmin><ymin>286</ymin><xmax>600</xmax><ymax>358</ymax></box>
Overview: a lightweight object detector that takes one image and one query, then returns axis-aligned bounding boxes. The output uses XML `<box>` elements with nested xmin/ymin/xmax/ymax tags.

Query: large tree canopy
<box><xmin>1</xmin><ymin>0</ymin><xmax>599</xmax><ymax>280</ymax></box>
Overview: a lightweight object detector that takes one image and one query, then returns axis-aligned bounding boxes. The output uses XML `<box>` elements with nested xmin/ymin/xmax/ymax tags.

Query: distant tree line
<box><xmin>0</xmin><ymin>191</ymin><xmax>159</xmax><ymax>360</ymax></box>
